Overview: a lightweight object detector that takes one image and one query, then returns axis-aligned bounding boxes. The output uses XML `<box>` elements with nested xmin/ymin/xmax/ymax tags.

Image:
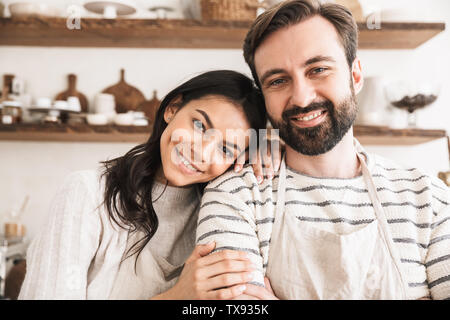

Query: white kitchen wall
<box><xmin>0</xmin><ymin>0</ymin><xmax>449</xmax><ymax>240</ymax></box>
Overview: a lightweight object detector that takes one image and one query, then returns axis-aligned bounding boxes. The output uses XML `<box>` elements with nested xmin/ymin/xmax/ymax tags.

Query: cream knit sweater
<box><xmin>19</xmin><ymin>169</ymin><xmax>200</xmax><ymax>300</ymax></box>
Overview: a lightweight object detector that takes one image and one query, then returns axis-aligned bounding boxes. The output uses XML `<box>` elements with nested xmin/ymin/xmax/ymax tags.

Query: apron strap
<box><xmin>357</xmin><ymin>151</ymin><xmax>408</xmax><ymax>298</ymax></box>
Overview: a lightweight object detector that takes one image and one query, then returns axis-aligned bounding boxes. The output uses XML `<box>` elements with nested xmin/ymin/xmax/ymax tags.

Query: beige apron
<box><xmin>266</xmin><ymin>143</ymin><xmax>409</xmax><ymax>300</ymax></box>
<box><xmin>108</xmin><ymin>230</ymin><xmax>186</xmax><ymax>300</ymax></box>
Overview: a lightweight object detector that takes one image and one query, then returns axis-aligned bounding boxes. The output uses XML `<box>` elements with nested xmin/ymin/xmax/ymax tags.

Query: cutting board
<box><xmin>137</xmin><ymin>90</ymin><xmax>161</xmax><ymax>125</ymax></box>
<box><xmin>55</xmin><ymin>74</ymin><xmax>88</xmax><ymax>112</ymax></box>
<box><xmin>102</xmin><ymin>69</ymin><xmax>145</xmax><ymax>114</ymax></box>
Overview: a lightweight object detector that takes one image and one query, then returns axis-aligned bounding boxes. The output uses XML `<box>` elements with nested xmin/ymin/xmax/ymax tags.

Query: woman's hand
<box><xmin>233</xmin><ymin>131</ymin><xmax>284</xmax><ymax>184</ymax></box>
<box><xmin>152</xmin><ymin>242</ymin><xmax>256</xmax><ymax>300</ymax></box>
<box><xmin>232</xmin><ymin>277</ymin><xmax>279</xmax><ymax>300</ymax></box>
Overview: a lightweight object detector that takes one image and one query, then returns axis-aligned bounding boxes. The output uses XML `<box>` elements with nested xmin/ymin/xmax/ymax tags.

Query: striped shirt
<box><xmin>196</xmin><ymin>148</ymin><xmax>450</xmax><ymax>300</ymax></box>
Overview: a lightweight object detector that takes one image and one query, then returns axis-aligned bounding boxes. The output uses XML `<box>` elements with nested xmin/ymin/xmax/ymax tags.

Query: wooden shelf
<box><xmin>0</xmin><ymin>17</ymin><xmax>445</xmax><ymax>49</ymax></box>
<box><xmin>354</xmin><ymin>125</ymin><xmax>447</xmax><ymax>145</ymax></box>
<box><xmin>0</xmin><ymin>123</ymin><xmax>446</xmax><ymax>145</ymax></box>
<box><xmin>0</xmin><ymin>123</ymin><xmax>151</xmax><ymax>143</ymax></box>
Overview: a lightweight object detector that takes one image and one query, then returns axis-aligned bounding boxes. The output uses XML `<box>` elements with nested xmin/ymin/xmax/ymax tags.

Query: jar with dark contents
<box><xmin>1</xmin><ymin>100</ymin><xmax>23</xmax><ymax>124</ymax></box>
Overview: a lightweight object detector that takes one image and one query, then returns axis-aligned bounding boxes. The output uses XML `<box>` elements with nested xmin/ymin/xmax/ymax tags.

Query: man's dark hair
<box><xmin>243</xmin><ymin>0</ymin><xmax>359</xmax><ymax>87</ymax></box>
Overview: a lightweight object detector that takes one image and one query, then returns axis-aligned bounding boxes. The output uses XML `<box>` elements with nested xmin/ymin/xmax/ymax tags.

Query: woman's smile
<box><xmin>174</xmin><ymin>146</ymin><xmax>204</xmax><ymax>176</ymax></box>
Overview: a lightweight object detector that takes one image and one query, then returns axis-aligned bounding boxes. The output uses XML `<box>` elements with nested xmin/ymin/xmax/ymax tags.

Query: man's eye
<box><xmin>311</xmin><ymin>67</ymin><xmax>327</xmax><ymax>75</ymax></box>
<box><xmin>269</xmin><ymin>78</ymin><xmax>286</xmax><ymax>86</ymax></box>
<box><xmin>193</xmin><ymin>119</ymin><xmax>204</xmax><ymax>132</ymax></box>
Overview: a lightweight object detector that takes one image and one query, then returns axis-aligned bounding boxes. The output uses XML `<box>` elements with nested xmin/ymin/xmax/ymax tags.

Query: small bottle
<box><xmin>4</xmin><ymin>208</ymin><xmax>26</xmax><ymax>239</ymax></box>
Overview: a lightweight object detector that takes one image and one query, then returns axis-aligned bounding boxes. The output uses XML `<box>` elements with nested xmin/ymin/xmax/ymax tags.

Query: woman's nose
<box><xmin>200</xmin><ymin>137</ymin><xmax>218</xmax><ymax>165</ymax></box>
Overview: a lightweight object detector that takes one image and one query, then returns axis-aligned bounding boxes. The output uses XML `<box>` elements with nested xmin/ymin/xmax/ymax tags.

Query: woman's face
<box><xmin>159</xmin><ymin>95</ymin><xmax>252</xmax><ymax>186</ymax></box>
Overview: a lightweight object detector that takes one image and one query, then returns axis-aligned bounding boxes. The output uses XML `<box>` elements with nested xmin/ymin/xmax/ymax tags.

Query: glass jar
<box><xmin>1</xmin><ymin>101</ymin><xmax>22</xmax><ymax>124</ymax></box>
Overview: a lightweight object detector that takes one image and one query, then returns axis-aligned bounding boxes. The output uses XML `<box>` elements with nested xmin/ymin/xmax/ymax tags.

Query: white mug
<box><xmin>36</xmin><ymin>97</ymin><xmax>52</xmax><ymax>108</ymax></box>
<box><xmin>67</xmin><ymin>96</ymin><xmax>81</xmax><ymax>112</ymax></box>
<box><xmin>95</xmin><ymin>93</ymin><xmax>116</xmax><ymax>114</ymax></box>
<box><xmin>54</xmin><ymin>100</ymin><xmax>69</xmax><ymax>110</ymax></box>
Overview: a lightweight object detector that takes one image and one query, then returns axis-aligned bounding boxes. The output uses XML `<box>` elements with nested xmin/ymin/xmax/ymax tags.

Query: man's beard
<box><xmin>268</xmin><ymin>90</ymin><xmax>358</xmax><ymax>156</ymax></box>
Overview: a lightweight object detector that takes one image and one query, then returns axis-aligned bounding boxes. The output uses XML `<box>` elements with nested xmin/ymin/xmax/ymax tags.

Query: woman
<box><xmin>18</xmin><ymin>70</ymin><xmax>278</xmax><ymax>300</ymax></box>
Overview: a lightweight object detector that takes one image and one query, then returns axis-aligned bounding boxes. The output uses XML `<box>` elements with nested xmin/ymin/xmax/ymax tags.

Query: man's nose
<box><xmin>289</xmin><ymin>77</ymin><xmax>317</xmax><ymax>108</ymax></box>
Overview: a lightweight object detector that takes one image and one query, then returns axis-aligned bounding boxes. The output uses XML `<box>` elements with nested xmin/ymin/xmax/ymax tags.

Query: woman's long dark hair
<box><xmin>101</xmin><ymin>70</ymin><xmax>267</xmax><ymax>266</ymax></box>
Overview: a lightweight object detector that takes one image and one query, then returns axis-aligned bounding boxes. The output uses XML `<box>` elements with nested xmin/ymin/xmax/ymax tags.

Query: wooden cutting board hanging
<box><xmin>55</xmin><ymin>74</ymin><xmax>89</xmax><ymax>112</ymax></box>
<box><xmin>136</xmin><ymin>90</ymin><xmax>161</xmax><ymax>125</ymax></box>
<box><xmin>102</xmin><ymin>69</ymin><xmax>145</xmax><ymax>114</ymax></box>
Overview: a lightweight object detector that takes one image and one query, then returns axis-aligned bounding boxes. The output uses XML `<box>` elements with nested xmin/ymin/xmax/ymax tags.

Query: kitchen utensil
<box><xmin>1</xmin><ymin>100</ymin><xmax>22</xmax><ymax>124</ymax></box>
<box><xmin>42</xmin><ymin>110</ymin><xmax>61</xmax><ymax>124</ymax></box>
<box><xmin>67</xmin><ymin>96</ymin><xmax>82</xmax><ymax>112</ymax></box>
<box><xmin>385</xmin><ymin>81</ymin><xmax>440</xmax><ymax>128</ymax></box>
<box><xmin>355</xmin><ymin>76</ymin><xmax>387</xmax><ymax>126</ymax></box>
<box><xmin>8</xmin><ymin>2</ymin><xmax>61</xmax><ymax>18</ymax></box>
<box><xmin>379</xmin><ymin>8</ymin><xmax>433</xmax><ymax>23</ymax></box>
<box><xmin>149</xmin><ymin>6</ymin><xmax>174</xmax><ymax>19</ymax></box>
<box><xmin>35</xmin><ymin>97</ymin><xmax>52</xmax><ymax>108</ymax></box>
<box><xmin>180</xmin><ymin>0</ymin><xmax>201</xmax><ymax>19</ymax></box>
<box><xmin>131</xmin><ymin>111</ymin><xmax>149</xmax><ymax>126</ymax></box>
<box><xmin>87</xmin><ymin>113</ymin><xmax>108</xmax><ymax>126</ymax></box>
<box><xmin>113</xmin><ymin>112</ymin><xmax>134</xmax><ymax>126</ymax></box>
<box><xmin>53</xmin><ymin>100</ymin><xmax>69</xmax><ymax>110</ymax></box>
<box><xmin>1</xmin><ymin>74</ymin><xmax>14</xmax><ymax>103</ymax></box>
<box><xmin>12</xmin><ymin>77</ymin><xmax>25</xmax><ymax>95</ymax></box>
<box><xmin>200</xmin><ymin>0</ymin><xmax>264</xmax><ymax>21</ymax></box>
<box><xmin>136</xmin><ymin>90</ymin><xmax>160</xmax><ymax>125</ymax></box>
<box><xmin>102</xmin><ymin>69</ymin><xmax>145</xmax><ymax>114</ymax></box>
<box><xmin>54</xmin><ymin>74</ymin><xmax>88</xmax><ymax>113</ymax></box>
<box><xmin>94</xmin><ymin>93</ymin><xmax>115</xmax><ymax>113</ymax></box>
<box><xmin>94</xmin><ymin>93</ymin><xmax>116</xmax><ymax>123</ymax></box>
<box><xmin>84</xmin><ymin>0</ymin><xmax>137</xmax><ymax>19</ymax></box>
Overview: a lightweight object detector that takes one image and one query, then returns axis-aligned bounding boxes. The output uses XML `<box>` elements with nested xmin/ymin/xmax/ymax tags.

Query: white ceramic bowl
<box><xmin>114</xmin><ymin>113</ymin><xmax>134</xmax><ymax>126</ymax></box>
<box><xmin>9</xmin><ymin>2</ymin><xmax>62</xmax><ymax>18</ymax></box>
<box><xmin>53</xmin><ymin>100</ymin><xmax>69</xmax><ymax>110</ymax></box>
<box><xmin>87</xmin><ymin>113</ymin><xmax>108</xmax><ymax>126</ymax></box>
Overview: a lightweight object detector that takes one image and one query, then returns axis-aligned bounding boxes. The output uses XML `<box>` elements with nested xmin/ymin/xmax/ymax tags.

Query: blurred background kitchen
<box><xmin>0</xmin><ymin>0</ymin><xmax>449</xmax><ymax>299</ymax></box>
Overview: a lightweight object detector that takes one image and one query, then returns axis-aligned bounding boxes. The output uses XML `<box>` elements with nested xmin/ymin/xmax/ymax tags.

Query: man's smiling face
<box><xmin>254</xmin><ymin>15</ymin><xmax>363</xmax><ymax>156</ymax></box>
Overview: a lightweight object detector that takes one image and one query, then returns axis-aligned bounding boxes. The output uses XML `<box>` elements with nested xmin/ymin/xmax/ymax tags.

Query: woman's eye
<box><xmin>222</xmin><ymin>146</ymin><xmax>234</xmax><ymax>158</ymax></box>
<box><xmin>193</xmin><ymin>119</ymin><xmax>204</xmax><ymax>132</ymax></box>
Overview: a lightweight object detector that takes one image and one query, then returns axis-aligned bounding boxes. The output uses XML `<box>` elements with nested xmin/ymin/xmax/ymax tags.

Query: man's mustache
<box><xmin>282</xmin><ymin>100</ymin><xmax>334</xmax><ymax>121</ymax></box>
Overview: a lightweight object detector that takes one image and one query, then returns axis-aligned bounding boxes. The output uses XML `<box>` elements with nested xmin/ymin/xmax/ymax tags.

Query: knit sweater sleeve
<box><xmin>196</xmin><ymin>167</ymin><xmax>265</xmax><ymax>288</ymax></box>
<box><xmin>18</xmin><ymin>171</ymin><xmax>102</xmax><ymax>300</ymax></box>
<box><xmin>425</xmin><ymin>179</ymin><xmax>450</xmax><ymax>300</ymax></box>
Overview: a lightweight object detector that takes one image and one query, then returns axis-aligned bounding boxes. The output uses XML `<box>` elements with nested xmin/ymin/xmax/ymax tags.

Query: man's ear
<box><xmin>163</xmin><ymin>94</ymin><xmax>182</xmax><ymax>123</ymax></box>
<box><xmin>351</xmin><ymin>57</ymin><xmax>364</xmax><ymax>95</ymax></box>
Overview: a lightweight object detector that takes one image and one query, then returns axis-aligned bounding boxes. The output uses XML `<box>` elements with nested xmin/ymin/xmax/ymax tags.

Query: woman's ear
<box><xmin>163</xmin><ymin>95</ymin><xmax>182</xmax><ymax>123</ymax></box>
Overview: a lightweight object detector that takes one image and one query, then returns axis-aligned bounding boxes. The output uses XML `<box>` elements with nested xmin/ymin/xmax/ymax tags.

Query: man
<box><xmin>196</xmin><ymin>0</ymin><xmax>450</xmax><ymax>300</ymax></box>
